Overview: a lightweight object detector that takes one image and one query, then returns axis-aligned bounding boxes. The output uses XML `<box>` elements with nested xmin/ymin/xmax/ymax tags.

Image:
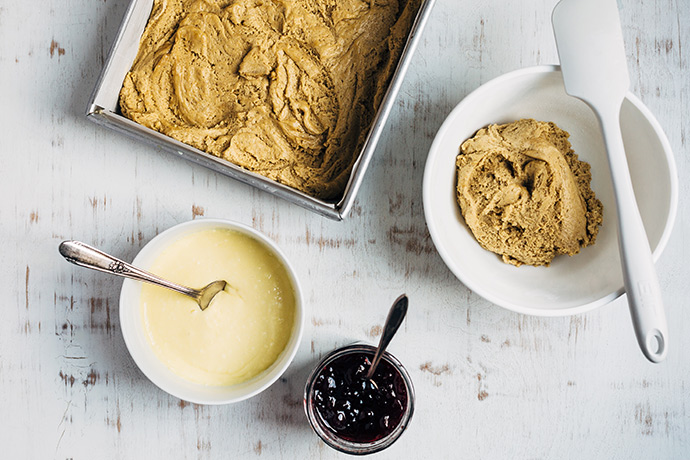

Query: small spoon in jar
<box><xmin>366</xmin><ymin>294</ymin><xmax>409</xmax><ymax>386</ymax></box>
<box><xmin>59</xmin><ymin>240</ymin><xmax>227</xmax><ymax>311</ymax></box>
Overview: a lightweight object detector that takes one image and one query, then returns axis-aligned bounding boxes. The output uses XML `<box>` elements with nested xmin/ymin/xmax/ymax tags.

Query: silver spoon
<box><xmin>58</xmin><ymin>240</ymin><xmax>227</xmax><ymax>311</ymax></box>
<box><xmin>366</xmin><ymin>294</ymin><xmax>408</xmax><ymax>383</ymax></box>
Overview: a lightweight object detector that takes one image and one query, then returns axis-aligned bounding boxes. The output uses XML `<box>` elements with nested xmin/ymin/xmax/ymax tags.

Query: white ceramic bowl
<box><xmin>119</xmin><ymin>219</ymin><xmax>304</xmax><ymax>404</ymax></box>
<box><xmin>423</xmin><ymin>65</ymin><xmax>678</xmax><ymax>316</ymax></box>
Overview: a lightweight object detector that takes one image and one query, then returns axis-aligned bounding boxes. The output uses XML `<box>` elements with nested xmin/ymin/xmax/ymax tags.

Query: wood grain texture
<box><xmin>0</xmin><ymin>0</ymin><xmax>688</xmax><ymax>458</ymax></box>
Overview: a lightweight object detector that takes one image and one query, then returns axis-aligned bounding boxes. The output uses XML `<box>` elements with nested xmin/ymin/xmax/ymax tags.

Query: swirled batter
<box><xmin>120</xmin><ymin>0</ymin><xmax>420</xmax><ymax>200</ymax></box>
<box><xmin>456</xmin><ymin>119</ymin><xmax>603</xmax><ymax>267</ymax></box>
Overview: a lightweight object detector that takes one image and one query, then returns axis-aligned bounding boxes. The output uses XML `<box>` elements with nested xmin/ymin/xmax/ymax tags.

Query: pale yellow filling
<box><xmin>140</xmin><ymin>228</ymin><xmax>295</xmax><ymax>386</ymax></box>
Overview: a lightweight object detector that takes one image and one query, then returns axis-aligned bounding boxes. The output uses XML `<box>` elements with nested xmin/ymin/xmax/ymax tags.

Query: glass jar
<box><xmin>303</xmin><ymin>344</ymin><xmax>415</xmax><ymax>455</ymax></box>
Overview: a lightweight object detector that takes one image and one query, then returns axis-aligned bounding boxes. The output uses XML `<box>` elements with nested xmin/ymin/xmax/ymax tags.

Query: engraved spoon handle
<box><xmin>58</xmin><ymin>240</ymin><xmax>202</xmax><ymax>299</ymax></box>
<box><xmin>366</xmin><ymin>294</ymin><xmax>408</xmax><ymax>380</ymax></box>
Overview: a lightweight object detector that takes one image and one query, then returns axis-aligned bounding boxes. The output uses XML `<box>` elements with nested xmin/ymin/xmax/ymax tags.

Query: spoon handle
<box><xmin>598</xmin><ymin>112</ymin><xmax>668</xmax><ymax>363</ymax></box>
<box><xmin>366</xmin><ymin>294</ymin><xmax>408</xmax><ymax>380</ymax></box>
<box><xmin>58</xmin><ymin>240</ymin><xmax>202</xmax><ymax>299</ymax></box>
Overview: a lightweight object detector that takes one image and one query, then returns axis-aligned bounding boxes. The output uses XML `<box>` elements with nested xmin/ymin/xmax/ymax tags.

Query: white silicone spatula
<box><xmin>552</xmin><ymin>0</ymin><xmax>668</xmax><ymax>362</ymax></box>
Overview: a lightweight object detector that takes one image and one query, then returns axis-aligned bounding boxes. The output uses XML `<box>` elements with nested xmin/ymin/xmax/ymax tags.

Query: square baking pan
<box><xmin>86</xmin><ymin>0</ymin><xmax>436</xmax><ymax>220</ymax></box>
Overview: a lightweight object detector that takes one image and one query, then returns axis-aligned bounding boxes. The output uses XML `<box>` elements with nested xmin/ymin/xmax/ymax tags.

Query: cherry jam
<box><xmin>311</xmin><ymin>352</ymin><xmax>408</xmax><ymax>443</ymax></box>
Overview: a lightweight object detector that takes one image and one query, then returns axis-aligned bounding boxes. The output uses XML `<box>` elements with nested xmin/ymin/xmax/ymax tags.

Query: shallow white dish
<box><xmin>423</xmin><ymin>65</ymin><xmax>678</xmax><ymax>316</ymax></box>
<box><xmin>120</xmin><ymin>219</ymin><xmax>304</xmax><ymax>404</ymax></box>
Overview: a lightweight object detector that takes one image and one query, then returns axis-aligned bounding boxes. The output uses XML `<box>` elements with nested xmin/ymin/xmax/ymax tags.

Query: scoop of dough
<box><xmin>455</xmin><ymin>119</ymin><xmax>603</xmax><ymax>267</ymax></box>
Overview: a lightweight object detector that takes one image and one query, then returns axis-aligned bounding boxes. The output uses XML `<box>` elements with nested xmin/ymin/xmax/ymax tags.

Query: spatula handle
<box><xmin>599</xmin><ymin>112</ymin><xmax>668</xmax><ymax>363</ymax></box>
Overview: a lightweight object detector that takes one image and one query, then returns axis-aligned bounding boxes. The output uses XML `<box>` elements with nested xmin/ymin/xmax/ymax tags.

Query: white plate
<box><xmin>423</xmin><ymin>66</ymin><xmax>678</xmax><ymax>316</ymax></box>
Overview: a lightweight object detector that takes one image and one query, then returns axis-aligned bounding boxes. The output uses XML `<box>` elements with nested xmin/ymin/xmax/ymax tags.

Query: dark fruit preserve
<box><xmin>311</xmin><ymin>352</ymin><xmax>408</xmax><ymax>443</ymax></box>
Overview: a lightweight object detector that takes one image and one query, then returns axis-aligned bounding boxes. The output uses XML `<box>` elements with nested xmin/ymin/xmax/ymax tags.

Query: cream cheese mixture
<box><xmin>140</xmin><ymin>228</ymin><xmax>295</xmax><ymax>386</ymax></box>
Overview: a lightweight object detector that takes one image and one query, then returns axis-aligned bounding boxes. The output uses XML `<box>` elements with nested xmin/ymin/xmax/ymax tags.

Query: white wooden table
<box><xmin>1</xmin><ymin>0</ymin><xmax>688</xmax><ymax>458</ymax></box>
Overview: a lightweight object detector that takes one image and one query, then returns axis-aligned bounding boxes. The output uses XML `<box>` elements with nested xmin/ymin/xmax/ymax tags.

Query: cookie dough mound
<box><xmin>455</xmin><ymin>119</ymin><xmax>603</xmax><ymax>267</ymax></box>
<box><xmin>120</xmin><ymin>0</ymin><xmax>421</xmax><ymax>200</ymax></box>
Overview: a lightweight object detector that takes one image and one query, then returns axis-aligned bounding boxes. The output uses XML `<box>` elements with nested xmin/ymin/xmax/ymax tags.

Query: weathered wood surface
<box><xmin>0</xmin><ymin>0</ymin><xmax>688</xmax><ymax>458</ymax></box>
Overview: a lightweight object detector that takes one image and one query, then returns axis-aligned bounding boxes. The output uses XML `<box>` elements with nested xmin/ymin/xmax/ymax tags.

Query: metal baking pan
<box><xmin>86</xmin><ymin>0</ymin><xmax>436</xmax><ymax>220</ymax></box>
